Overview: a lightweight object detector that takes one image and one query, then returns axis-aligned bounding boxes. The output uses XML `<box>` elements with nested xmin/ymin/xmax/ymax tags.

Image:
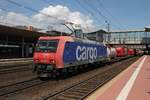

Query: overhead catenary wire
<box><xmin>6</xmin><ymin>0</ymin><xmax>80</xmax><ymax>33</ymax></box>
<box><xmin>6</xmin><ymin>0</ymin><xmax>64</xmax><ymax>22</ymax></box>
<box><xmin>41</xmin><ymin>0</ymin><xmax>54</xmax><ymax>6</ymax></box>
<box><xmin>85</xmin><ymin>0</ymin><xmax>108</xmax><ymax>20</ymax></box>
<box><xmin>97</xmin><ymin>0</ymin><xmax>115</xmax><ymax>20</ymax></box>
<box><xmin>39</xmin><ymin>0</ymin><xmax>103</xmax><ymax>32</ymax></box>
<box><xmin>41</xmin><ymin>0</ymin><xmax>108</xmax><ymax>29</ymax></box>
<box><xmin>76</xmin><ymin>0</ymin><xmax>114</xmax><ymax>30</ymax></box>
<box><xmin>0</xmin><ymin>7</ymin><xmax>18</xmax><ymax>26</ymax></box>
<box><xmin>41</xmin><ymin>0</ymin><xmax>103</xmax><ymax>26</ymax></box>
<box><xmin>96</xmin><ymin>0</ymin><xmax>126</xmax><ymax>29</ymax></box>
<box><xmin>76</xmin><ymin>0</ymin><xmax>105</xmax><ymax>28</ymax></box>
<box><xmin>0</xmin><ymin>7</ymin><xmax>9</xmax><ymax>12</ymax></box>
<box><xmin>84</xmin><ymin>0</ymin><xmax>121</xmax><ymax>30</ymax></box>
<box><xmin>4</xmin><ymin>0</ymin><xmax>119</xmax><ymax>32</ymax></box>
<box><xmin>39</xmin><ymin>0</ymin><xmax>84</xmax><ymax>33</ymax></box>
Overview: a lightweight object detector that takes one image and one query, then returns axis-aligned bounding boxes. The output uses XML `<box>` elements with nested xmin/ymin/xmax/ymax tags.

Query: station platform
<box><xmin>86</xmin><ymin>55</ymin><xmax>150</xmax><ymax>100</ymax></box>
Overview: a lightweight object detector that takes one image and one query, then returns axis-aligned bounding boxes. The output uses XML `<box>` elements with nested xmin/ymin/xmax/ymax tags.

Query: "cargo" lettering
<box><xmin>76</xmin><ymin>46</ymin><xmax>97</xmax><ymax>61</ymax></box>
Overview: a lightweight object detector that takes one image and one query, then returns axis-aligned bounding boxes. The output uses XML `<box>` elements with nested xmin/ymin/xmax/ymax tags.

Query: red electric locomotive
<box><xmin>33</xmin><ymin>36</ymin><xmax>74</xmax><ymax>77</ymax></box>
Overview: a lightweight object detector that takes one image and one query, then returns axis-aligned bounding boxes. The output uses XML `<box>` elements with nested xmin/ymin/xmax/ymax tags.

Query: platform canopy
<box><xmin>0</xmin><ymin>25</ymin><xmax>50</xmax><ymax>38</ymax></box>
<box><xmin>145</xmin><ymin>27</ymin><xmax>150</xmax><ymax>32</ymax></box>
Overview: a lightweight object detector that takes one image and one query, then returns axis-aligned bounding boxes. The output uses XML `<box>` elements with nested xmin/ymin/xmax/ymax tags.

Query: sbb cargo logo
<box><xmin>76</xmin><ymin>46</ymin><xmax>97</xmax><ymax>61</ymax></box>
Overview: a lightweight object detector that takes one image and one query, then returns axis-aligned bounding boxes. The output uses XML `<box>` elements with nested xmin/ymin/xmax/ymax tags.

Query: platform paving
<box><xmin>86</xmin><ymin>55</ymin><xmax>150</xmax><ymax>100</ymax></box>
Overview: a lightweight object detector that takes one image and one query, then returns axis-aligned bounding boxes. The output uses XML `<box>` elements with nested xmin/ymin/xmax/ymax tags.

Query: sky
<box><xmin>0</xmin><ymin>0</ymin><xmax>150</xmax><ymax>32</ymax></box>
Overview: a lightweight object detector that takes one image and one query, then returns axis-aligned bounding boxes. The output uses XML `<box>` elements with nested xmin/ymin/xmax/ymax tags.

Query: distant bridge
<box><xmin>103</xmin><ymin>29</ymin><xmax>150</xmax><ymax>53</ymax></box>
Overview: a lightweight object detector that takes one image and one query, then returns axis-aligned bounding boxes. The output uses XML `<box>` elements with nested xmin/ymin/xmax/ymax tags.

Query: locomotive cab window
<box><xmin>35</xmin><ymin>39</ymin><xmax>59</xmax><ymax>53</ymax></box>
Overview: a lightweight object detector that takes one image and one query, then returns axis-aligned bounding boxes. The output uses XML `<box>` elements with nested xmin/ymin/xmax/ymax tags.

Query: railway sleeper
<box><xmin>84</xmin><ymin>84</ymin><xmax>98</xmax><ymax>89</ymax></box>
<box><xmin>69</xmin><ymin>89</ymin><xmax>90</xmax><ymax>94</ymax></box>
<box><xmin>63</xmin><ymin>91</ymin><xmax>86</xmax><ymax>96</ymax></box>
<box><xmin>72</xmin><ymin>88</ymin><xmax>92</xmax><ymax>92</ymax></box>
<box><xmin>80</xmin><ymin>85</ymin><xmax>93</xmax><ymax>91</ymax></box>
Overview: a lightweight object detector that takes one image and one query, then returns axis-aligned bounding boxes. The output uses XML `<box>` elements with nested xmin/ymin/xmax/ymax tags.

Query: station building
<box><xmin>0</xmin><ymin>25</ymin><xmax>50</xmax><ymax>58</ymax></box>
<box><xmin>85</xmin><ymin>29</ymin><xmax>107</xmax><ymax>43</ymax></box>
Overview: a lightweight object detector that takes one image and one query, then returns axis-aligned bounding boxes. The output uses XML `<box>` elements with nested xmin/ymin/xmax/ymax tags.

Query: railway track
<box><xmin>0</xmin><ymin>58</ymin><xmax>33</xmax><ymax>74</ymax></box>
<box><xmin>0</xmin><ymin>58</ymin><xmax>32</xmax><ymax>62</ymax></box>
<box><xmin>0</xmin><ymin>56</ymin><xmax>139</xmax><ymax>100</ymax></box>
<box><xmin>0</xmin><ymin>77</ymin><xmax>46</xmax><ymax>97</ymax></box>
<box><xmin>0</xmin><ymin>65</ymin><xmax>32</xmax><ymax>74</ymax></box>
<box><xmin>42</xmin><ymin>57</ymin><xmax>137</xmax><ymax>100</ymax></box>
<box><xmin>0</xmin><ymin>58</ymin><xmax>33</xmax><ymax>70</ymax></box>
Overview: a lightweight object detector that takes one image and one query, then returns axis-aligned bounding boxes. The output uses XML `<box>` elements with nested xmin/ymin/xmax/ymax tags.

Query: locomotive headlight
<box><xmin>50</xmin><ymin>59</ymin><xmax>55</xmax><ymax>64</ymax></box>
<box><xmin>34</xmin><ymin>59</ymin><xmax>39</xmax><ymax>63</ymax></box>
